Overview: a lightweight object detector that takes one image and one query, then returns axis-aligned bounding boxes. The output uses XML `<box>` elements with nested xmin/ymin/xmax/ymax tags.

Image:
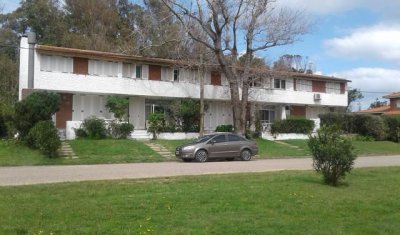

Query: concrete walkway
<box><xmin>1</xmin><ymin>155</ymin><xmax>400</xmax><ymax>186</ymax></box>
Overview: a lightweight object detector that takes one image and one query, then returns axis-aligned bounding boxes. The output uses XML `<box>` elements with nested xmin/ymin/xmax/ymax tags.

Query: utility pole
<box><xmin>199</xmin><ymin>54</ymin><xmax>205</xmax><ymax>137</ymax></box>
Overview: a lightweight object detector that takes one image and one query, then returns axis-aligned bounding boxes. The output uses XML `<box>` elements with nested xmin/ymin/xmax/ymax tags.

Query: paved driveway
<box><xmin>1</xmin><ymin>155</ymin><xmax>400</xmax><ymax>186</ymax></box>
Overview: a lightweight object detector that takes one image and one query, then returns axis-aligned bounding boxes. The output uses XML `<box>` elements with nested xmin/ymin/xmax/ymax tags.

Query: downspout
<box><xmin>27</xmin><ymin>32</ymin><xmax>37</xmax><ymax>89</ymax></box>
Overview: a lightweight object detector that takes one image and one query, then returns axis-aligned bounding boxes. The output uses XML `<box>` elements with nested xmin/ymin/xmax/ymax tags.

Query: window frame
<box><xmin>274</xmin><ymin>79</ymin><xmax>286</xmax><ymax>90</ymax></box>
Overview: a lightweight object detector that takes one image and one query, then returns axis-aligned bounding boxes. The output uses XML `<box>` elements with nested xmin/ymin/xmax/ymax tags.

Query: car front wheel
<box><xmin>240</xmin><ymin>149</ymin><xmax>252</xmax><ymax>161</ymax></box>
<box><xmin>194</xmin><ymin>150</ymin><xmax>208</xmax><ymax>162</ymax></box>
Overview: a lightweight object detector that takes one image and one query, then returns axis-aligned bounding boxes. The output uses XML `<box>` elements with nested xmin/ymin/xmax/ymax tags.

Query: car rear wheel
<box><xmin>194</xmin><ymin>150</ymin><xmax>208</xmax><ymax>162</ymax></box>
<box><xmin>240</xmin><ymin>149</ymin><xmax>252</xmax><ymax>161</ymax></box>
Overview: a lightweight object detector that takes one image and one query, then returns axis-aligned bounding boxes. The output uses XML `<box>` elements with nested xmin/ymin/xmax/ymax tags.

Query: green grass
<box><xmin>284</xmin><ymin>139</ymin><xmax>400</xmax><ymax>156</ymax></box>
<box><xmin>0</xmin><ymin>139</ymin><xmax>164</xmax><ymax>166</ymax></box>
<box><xmin>1</xmin><ymin>167</ymin><xmax>399</xmax><ymax>234</ymax></box>
<box><xmin>256</xmin><ymin>138</ymin><xmax>310</xmax><ymax>158</ymax></box>
<box><xmin>152</xmin><ymin>139</ymin><xmax>192</xmax><ymax>152</ymax></box>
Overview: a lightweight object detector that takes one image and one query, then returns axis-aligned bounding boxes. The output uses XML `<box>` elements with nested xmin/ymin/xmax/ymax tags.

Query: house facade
<box><xmin>357</xmin><ymin>92</ymin><xmax>400</xmax><ymax>115</ymax></box>
<box><xmin>18</xmin><ymin>36</ymin><xmax>349</xmax><ymax>139</ymax></box>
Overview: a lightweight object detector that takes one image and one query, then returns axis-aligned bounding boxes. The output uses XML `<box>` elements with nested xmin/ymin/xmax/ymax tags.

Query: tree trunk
<box><xmin>199</xmin><ymin>55</ymin><xmax>205</xmax><ymax>137</ymax></box>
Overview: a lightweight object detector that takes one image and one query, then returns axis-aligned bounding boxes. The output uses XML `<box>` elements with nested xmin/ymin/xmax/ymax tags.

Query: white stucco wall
<box><xmin>129</xmin><ymin>97</ymin><xmax>146</xmax><ymax>130</ymax></box>
<box><xmin>18</xmin><ymin>37</ymin><xmax>29</xmax><ymax>100</ymax></box>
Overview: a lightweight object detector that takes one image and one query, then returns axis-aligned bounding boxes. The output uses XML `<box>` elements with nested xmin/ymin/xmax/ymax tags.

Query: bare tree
<box><xmin>161</xmin><ymin>0</ymin><xmax>310</xmax><ymax>134</ymax></box>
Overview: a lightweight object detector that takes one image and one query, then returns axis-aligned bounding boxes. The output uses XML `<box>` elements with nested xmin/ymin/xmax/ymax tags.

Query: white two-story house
<box><xmin>18</xmin><ymin>35</ymin><xmax>349</xmax><ymax>139</ymax></box>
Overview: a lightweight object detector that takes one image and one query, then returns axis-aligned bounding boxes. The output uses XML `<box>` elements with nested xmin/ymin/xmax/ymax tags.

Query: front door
<box><xmin>56</xmin><ymin>93</ymin><xmax>73</xmax><ymax>129</ymax></box>
<box><xmin>207</xmin><ymin>134</ymin><xmax>230</xmax><ymax>158</ymax></box>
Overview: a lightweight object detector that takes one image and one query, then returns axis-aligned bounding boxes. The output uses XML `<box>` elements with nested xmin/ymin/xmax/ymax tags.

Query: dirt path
<box><xmin>1</xmin><ymin>155</ymin><xmax>399</xmax><ymax>186</ymax></box>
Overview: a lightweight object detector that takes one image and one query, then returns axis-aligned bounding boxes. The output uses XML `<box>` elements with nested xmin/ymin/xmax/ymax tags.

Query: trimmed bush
<box><xmin>26</xmin><ymin>120</ymin><xmax>61</xmax><ymax>157</ymax></box>
<box><xmin>383</xmin><ymin>115</ymin><xmax>400</xmax><ymax>142</ymax></box>
<box><xmin>14</xmin><ymin>91</ymin><xmax>60</xmax><ymax>139</ymax></box>
<box><xmin>270</xmin><ymin>118</ymin><xmax>314</xmax><ymax>135</ymax></box>
<box><xmin>74</xmin><ymin>128</ymin><xmax>88</xmax><ymax>139</ymax></box>
<box><xmin>215</xmin><ymin>124</ymin><xmax>233</xmax><ymax>132</ymax></box>
<box><xmin>308</xmin><ymin>125</ymin><xmax>357</xmax><ymax>186</ymax></box>
<box><xmin>80</xmin><ymin>116</ymin><xmax>108</xmax><ymax>139</ymax></box>
<box><xmin>108</xmin><ymin>121</ymin><xmax>134</xmax><ymax>139</ymax></box>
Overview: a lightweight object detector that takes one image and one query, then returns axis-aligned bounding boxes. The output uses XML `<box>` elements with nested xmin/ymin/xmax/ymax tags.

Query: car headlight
<box><xmin>182</xmin><ymin>146</ymin><xmax>195</xmax><ymax>151</ymax></box>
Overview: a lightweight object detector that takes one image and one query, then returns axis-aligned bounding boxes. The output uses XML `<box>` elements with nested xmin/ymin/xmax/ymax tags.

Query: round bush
<box><xmin>108</xmin><ymin>121</ymin><xmax>134</xmax><ymax>139</ymax></box>
<box><xmin>308</xmin><ymin>125</ymin><xmax>357</xmax><ymax>186</ymax></box>
<box><xmin>26</xmin><ymin>120</ymin><xmax>61</xmax><ymax>157</ymax></box>
<box><xmin>81</xmin><ymin>116</ymin><xmax>108</xmax><ymax>139</ymax></box>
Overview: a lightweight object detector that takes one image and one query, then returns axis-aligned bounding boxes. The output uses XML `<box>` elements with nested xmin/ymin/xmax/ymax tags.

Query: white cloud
<box><xmin>277</xmin><ymin>0</ymin><xmax>400</xmax><ymax>19</ymax></box>
<box><xmin>324</xmin><ymin>25</ymin><xmax>400</xmax><ymax>61</ymax></box>
<box><xmin>332</xmin><ymin>67</ymin><xmax>400</xmax><ymax>109</ymax></box>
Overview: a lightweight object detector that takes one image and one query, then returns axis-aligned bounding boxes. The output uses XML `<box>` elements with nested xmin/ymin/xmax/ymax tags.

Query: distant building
<box><xmin>357</xmin><ymin>92</ymin><xmax>400</xmax><ymax>115</ymax></box>
<box><xmin>18</xmin><ymin>35</ymin><xmax>350</xmax><ymax>139</ymax></box>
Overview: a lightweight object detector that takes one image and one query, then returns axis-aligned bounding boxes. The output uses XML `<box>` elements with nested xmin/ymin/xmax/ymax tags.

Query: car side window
<box><xmin>211</xmin><ymin>135</ymin><xmax>226</xmax><ymax>143</ymax></box>
<box><xmin>228</xmin><ymin>134</ymin><xmax>242</xmax><ymax>142</ymax></box>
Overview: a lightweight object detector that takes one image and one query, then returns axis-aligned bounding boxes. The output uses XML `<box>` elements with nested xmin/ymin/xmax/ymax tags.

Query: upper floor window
<box><xmin>40</xmin><ymin>55</ymin><xmax>73</xmax><ymax>73</ymax></box>
<box><xmin>136</xmin><ymin>65</ymin><xmax>142</xmax><ymax>79</ymax></box>
<box><xmin>123</xmin><ymin>62</ymin><xmax>134</xmax><ymax>78</ymax></box>
<box><xmin>173</xmin><ymin>68</ymin><xmax>180</xmax><ymax>82</ymax></box>
<box><xmin>89</xmin><ymin>60</ymin><xmax>118</xmax><ymax>77</ymax></box>
<box><xmin>296</xmin><ymin>79</ymin><xmax>312</xmax><ymax>92</ymax></box>
<box><xmin>326</xmin><ymin>82</ymin><xmax>340</xmax><ymax>94</ymax></box>
<box><xmin>274</xmin><ymin>79</ymin><xmax>286</xmax><ymax>89</ymax></box>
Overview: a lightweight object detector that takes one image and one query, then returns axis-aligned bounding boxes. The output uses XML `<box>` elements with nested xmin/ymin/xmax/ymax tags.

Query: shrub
<box><xmin>26</xmin><ymin>120</ymin><xmax>61</xmax><ymax>157</ymax></box>
<box><xmin>74</xmin><ymin>128</ymin><xmax>88</xmax><ymax>139</ymax></box>
<box><xmin>105</xmin><ymin>96</ymin><xmax>129</xmax><ymax>121</ymax></box>
<box><xmin>14</xmin><ymin>91</ymin><xmax>60</xmax><ymax>139</ymax></box>
<box><xmin>166</xmin><ymin>99</ymin><xmax>200</xmax><ymax>132</ymax></box>
<box><xmin>108</xmin><ymin>121</ymin><xmax>134</xmax><ymax>139</ymax></box>
<box><xmin>80</xmin><ymin>116</ymin><xmax>108</xmax><ymax>139</ymax></box>
<box><xmin>215</xmin><ymin>124</ymin><xmax>233</xmax><ymax>132</ymax></box>
<box><xmin>270</xmin><ymin>118</ymin><xmax>314</xmax><ymax>135</ymax></box>
<box><xmin>352</xmin><ymin>115</ymin><xmax>388</xmax><ymax>140</ymax></box>
<box><xmin>147</xmin><ymin>112</ymin><xmax>165</xmax><ymax>140</ymax></box>
<box><xmin>320</xmin><ymin>113</ymin><xmax>390</xmax><ymax>141</ymax></box>
<box><xmin>308</xmin><ymin>125</ymin><xmax>357</xmax><ymax>186</ymax></box>
<box><xmin>383</xmin><ymin>115</ymin><xmax>400</xmax><ymax>142</ymax></box>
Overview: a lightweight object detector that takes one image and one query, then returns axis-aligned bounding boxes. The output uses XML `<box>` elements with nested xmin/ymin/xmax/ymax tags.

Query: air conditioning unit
<box><xmin>314</xmin><ymin>93</ymin><xmax>321</xmax><ymax>100</ymax></box>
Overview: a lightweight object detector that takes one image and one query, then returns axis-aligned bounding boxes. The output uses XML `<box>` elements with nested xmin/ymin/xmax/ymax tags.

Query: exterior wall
<box><xmin>18</xmin><ymin>38</ymin><xmax>29</xmax><ymax>100</ymax></box>
<box><xmin>72</xmin><ymin>94</ymin><xmax>113</xmax><ymax>121</ymax></box>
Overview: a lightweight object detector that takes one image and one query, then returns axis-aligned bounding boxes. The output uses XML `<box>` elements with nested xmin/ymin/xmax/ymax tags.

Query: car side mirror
<box><xmin>209</xmin><ymin>140</ymin><xmax>217</xmax><ymax>145</ymax></box>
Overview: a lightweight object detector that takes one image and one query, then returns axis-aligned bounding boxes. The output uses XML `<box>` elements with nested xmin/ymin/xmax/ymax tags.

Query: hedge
<box><xmin>319</xmin><ymin>113</ymin><xmax>393</xmax><ymax>141</ymax></box>
<box><xmin>270</xmin><ymin>118</ymin><xmax>314</xmax><ymax>135</ymax></box>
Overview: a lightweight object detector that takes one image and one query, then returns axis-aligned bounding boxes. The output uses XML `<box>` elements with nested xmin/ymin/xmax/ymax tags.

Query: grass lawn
<box><xmin>152</xmin><ymin>139</ymin><xmax>192</xmax><ymax>152</ymax></box>
<box><xmin>1</xmin><ymin>167</ymin><xmax>399</xmax><ymax>234</ymax></box>
<box><xmin>256</xmin><ymin>138</ymin><xmax>310</xmax><ymax>158</ymax></box>
<box><xmin>284</xmin><ymin>139</ymin><xmax>400</xmax><ymax>156</ymax></box>
<box><xmin>0</xmin><ymin>139</ymin><xmax>164</xmax><ymax>166</ymax></box>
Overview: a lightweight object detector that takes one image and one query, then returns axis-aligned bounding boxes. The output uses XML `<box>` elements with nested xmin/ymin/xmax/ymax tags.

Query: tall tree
<box><xmin>347</xmin><ymin>88</ymin><xmax>363</xmax><ymax>112</ymax></box>
<box><xmin>273</xmin><ymin>54</ymin><xmax>311</xmax><ymax>73</ymax></box>
<box><xmin>161</xmin><ymin>0</ymin><xmax>310</xmax><ymax>134</ymax></box>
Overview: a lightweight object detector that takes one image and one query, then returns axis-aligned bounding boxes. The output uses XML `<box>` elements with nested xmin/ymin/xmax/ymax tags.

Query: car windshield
<box><xmin>194</xmin><ymin>135</ymin><xmax>215</xmax><ymax>143</ymax></box>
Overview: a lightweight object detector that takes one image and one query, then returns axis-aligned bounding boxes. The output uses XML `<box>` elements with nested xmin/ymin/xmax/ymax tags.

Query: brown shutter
<box><xmin>211</xmin><ymin>71</ymin><xmax>221</xmax><ymax>86</ymax></box>
<box><xmin>56</xmin><ymin>93</ymin><xmax>73</xmax><ymax>129</ymax></box>
<box><xmin>293</xmin><ymin>78</ymin><xmax>297</xmax><ymax>91</ymax></box>
<box><xmin>312</xmin><ymin>80</ymin><xmax>326</xmax><ymax>93</ymax></box>
<box><xmin>340</xmin><ymin>83</ymin><xmax>346</xmax><ymax>94</ymax></box>
<box><xmin>73</xmin><ymin>57</ymin><xmax>88</xmax><ymax>75</ymax></box>
<box><xmin>291</xmin><ymin>106</ymin><xmax>306</xmax><ymax>117</ymax></box>
<box><xmin>148</xmin><ymin>65</ymin><xmax>161</xmax><ymax>80</ymax></box>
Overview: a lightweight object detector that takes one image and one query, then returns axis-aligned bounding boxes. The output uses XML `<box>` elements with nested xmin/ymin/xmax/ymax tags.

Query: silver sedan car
<box><xmin>175</xmin><ymin>133</ymin><xmax>258</xmax><ymax>162</ymax></box>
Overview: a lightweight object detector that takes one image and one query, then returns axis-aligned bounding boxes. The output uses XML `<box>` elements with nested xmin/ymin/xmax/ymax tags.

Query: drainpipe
<box><xmin>27</xmin><ymin>32</ymin><xmax>37</xmax><ymax>89</ymax></box>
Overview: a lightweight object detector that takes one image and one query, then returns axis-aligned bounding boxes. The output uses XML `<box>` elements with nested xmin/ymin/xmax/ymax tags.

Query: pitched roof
<box><xmin>383</xmin><ymin>92</ymin><xmax>400</xmax><ymax>99</ymax></box>
<box><xmin>356</xmin><ymin>105</ymin><xmax>391</xmax><ymax>114</ymax></box>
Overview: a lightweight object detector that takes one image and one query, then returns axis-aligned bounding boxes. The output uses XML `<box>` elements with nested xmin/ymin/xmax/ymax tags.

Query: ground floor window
<box><xmin>259</xmin><ymin>109</ymin><xmax>275</xmax><ymax>131</ymax></box>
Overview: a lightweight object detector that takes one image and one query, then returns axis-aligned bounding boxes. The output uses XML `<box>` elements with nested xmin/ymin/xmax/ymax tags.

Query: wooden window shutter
<box><xmin>312</xmin><ymin>80</ymin><xmax>326</xmax><ymax>93</ymax></box>
<box><xmin>73</xmin><ymin>57</ymin><xmax>88</xmax><ymax>75</ymax></box>
<box><xmin>340</xmin><ymin>83</ymin><xmax>346</xmax><ymax>94</ymax></box>
<box><xmin>148</xmin><ymin>65</ymin><xmax>161</xmax><ymax>80</ymax></box>
<box><xmin>211</xmin><ymin>71</ymin><xmax>221</xmax><ymax>86</ymax></box>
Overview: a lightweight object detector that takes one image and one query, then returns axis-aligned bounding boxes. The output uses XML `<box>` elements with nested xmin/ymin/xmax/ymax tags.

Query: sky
<box><xmin>1</xmin><ymin>0</ymin><xmax>399</xmax><ymax>110</ymax></box>
<box><xmin>267</xmin><ymin>0</ymin><xmax>400</xmax><ymax>110</ymax></box>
